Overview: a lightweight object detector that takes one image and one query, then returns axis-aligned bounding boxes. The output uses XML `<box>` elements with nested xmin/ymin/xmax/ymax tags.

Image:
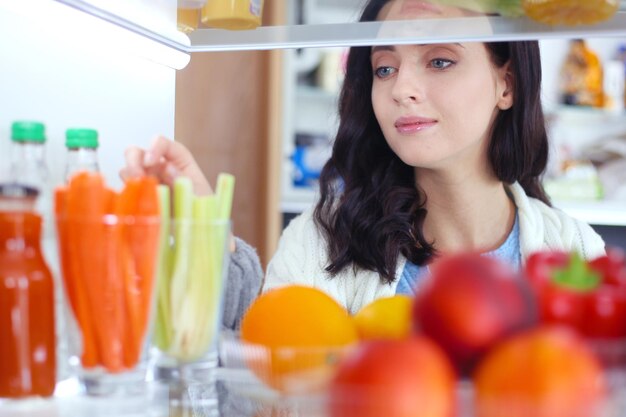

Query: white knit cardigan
<box><xmin>263</xmin><ymin>182</ymin><xmax>606</xmax><ymax>314</ymax></box>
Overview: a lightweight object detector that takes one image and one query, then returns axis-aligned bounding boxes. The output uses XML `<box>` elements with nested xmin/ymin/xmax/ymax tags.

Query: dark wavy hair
<box><xmin>313</xmin><ymin>0</ymin><xmax>551</xmax><ymax>284</ymax></box>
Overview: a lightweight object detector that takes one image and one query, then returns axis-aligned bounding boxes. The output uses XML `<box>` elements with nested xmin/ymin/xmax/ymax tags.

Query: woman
<box><xmin>263</xmin><ymin>0</ymin><xmax>605</xmax><ymax>313</ymax></box>
<box><xmin>121</xmin><ymin>0</ymin><xmax>605</xmax><ymax>320</ymax></box>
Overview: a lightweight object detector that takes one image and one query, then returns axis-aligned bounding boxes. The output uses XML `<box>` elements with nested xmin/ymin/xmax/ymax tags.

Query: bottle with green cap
<box><xmin>10</xmin><ymin>121</ymin><xmax>49</xmax><ymax>192</ymax></box>
<box><xmin>64</xmin><ymin>128</ymin><xmax>100</xmax><ymax>183</ymax></box>
<box><xmin>9</xmin><ymin>121</ymin><xmax>51</xmax><ymax>227</ymax></box>
<box><xmin>9</xmin><ymin>122</ymin><xmax>63</xmax><ymax>382</ymax></box>
<box><xmin>0</xmin><ymin>183</ymin><xmax>56</xmax><ymax>398</ymax></box>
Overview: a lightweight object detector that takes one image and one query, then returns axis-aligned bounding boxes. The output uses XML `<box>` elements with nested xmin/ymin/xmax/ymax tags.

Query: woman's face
<box><xmin>371</xmin><ymin>2</ymin><xmax>513</xmax><ymax>173</ymax></box>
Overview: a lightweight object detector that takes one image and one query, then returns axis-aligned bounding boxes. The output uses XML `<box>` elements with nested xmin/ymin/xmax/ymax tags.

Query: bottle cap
<box><xmin>11</xmin><ymin>121</ymin><xmax>46</xmax><ymax>143</ymax></box>
<box><xmin>66</xmin><ymin>128</ymin><xmax>99</xmax><ymax>149</ymax></box>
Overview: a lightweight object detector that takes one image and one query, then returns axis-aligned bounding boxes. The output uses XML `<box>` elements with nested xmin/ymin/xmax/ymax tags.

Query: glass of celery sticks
<box><xmin>150</xmin><ymin>174</ymin><xmax>234</xmax><ymax>386</ymax></box>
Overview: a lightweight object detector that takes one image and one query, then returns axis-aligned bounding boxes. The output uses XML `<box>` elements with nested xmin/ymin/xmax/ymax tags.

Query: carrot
<box><xmin>119</xmin><ymin>244</ymin><xmax>141</xmax><ymax>368</ymax></box>
<box><xmin>129</xmin><ymin>177</ymin><xmax>160</xmax><ymax>343</ymax></box>
<box><xmin>54</xmin><ymin>186</ymin><xmax>99</xmax><ymax>367</ymax></box>
<box><xmin>104</xmin><ymin>187</ymin><xmax>117</xmax><ymax>214</ymax></box>
<box><xmin>54</xmin><ymin>188</ymin><xmax>75</xmax><ymax>313</ymax></box>
<box><xmin>102</xmin><ymin>201</ymin><xmax>131</xmax><ymax>372</ymax></box>
<box><xmin>58</xmin><ymin>173</ymin><xmax>160</xmax><ymax>372</ymax></box>
<box><xmin>113</xmin><ymin>191</ymin><xmax>141</xmax><ymax>368</ymax></box>
<box><xmin>116</xmin><ymin>177</ymin><xmax>160</xmax><ymax>367</ymax></box>
<box><xmin>66</xmin><ymin>172</ymin><xmax>124</xmax><ymax>372</ymax></box>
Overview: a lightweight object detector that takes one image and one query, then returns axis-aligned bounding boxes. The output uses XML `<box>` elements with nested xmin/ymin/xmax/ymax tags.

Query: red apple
<box><xmin>413</xmin><ymin>252</ymin><xmax>537</xmax><ymax>375</ymax></box>
<box><xmin>474</xmin><ymin>326</ymin><xmax>607</xmax><ymax>417</ymax></box>
<box><xmin>328</xmin><ymin>337</ymin><xmax>456</xmax><ymax>417</ymax></box>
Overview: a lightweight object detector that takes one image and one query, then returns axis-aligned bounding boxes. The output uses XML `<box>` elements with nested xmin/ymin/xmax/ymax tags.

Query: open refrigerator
<box><xmin>1</xmin><ymin>1</ymin><xmax>626</xmax><ymax>416</ymax></box>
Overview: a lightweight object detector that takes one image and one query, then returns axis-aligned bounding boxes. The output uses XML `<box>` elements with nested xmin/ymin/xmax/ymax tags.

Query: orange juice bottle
<box><xmin>177</xmin><ymin>0</ymin><xmax>205</xmax><ymax>33</ymax></box>
<box><xmin>201</xmin><ymin>0</ymin><xmax>264</xmax><ymax>30</ymax></box>
<box><xmin>0</xmin><ymin>184</ymin><xmax>56</xmax><ymax>398</ymax></box>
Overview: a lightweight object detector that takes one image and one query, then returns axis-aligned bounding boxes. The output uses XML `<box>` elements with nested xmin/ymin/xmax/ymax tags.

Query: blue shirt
<box><xmin>396</xmin><ymin>212</ymin><xmax>521</xmax><ymax>296</ymax></box>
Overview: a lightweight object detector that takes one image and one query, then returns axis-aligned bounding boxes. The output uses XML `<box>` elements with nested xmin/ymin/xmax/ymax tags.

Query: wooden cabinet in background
<box><xmin>175</xmin><ymin>1</ymin><xmax>284</xmax><ymax>268</ymax></box>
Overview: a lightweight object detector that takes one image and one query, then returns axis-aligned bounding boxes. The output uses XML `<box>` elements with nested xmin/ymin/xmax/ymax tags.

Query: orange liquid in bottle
<box><xmin>0</xmin><ymin>212</ymin><xmax>56</xmax><ymax>398</ymax></box>
<box><xmin>177</xmin><ymin>7</ymin><xmax>200</xmax><ymax>33</ymax></box>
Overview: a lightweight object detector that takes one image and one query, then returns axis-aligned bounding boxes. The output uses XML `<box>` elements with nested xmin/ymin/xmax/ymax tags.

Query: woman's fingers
<box><xmin>121</xmin><ymin>136</ymin><xmax>213</xmax><ymax>196</ymax></box>
<box><xmin>120</xmin><ymin>146</ymin><xmax>147</xmax><ymax>180</ymax></box>
<box><xmin>147</xmin><ymin>136</ymin><xmax>213</xmax><ymax>196</ymax></box>
<box><xmin>161</xmin><ymin>162</ymin><xmax>180</xmax><ymax>185</ymax></box>
<box><xmin>145</xmin><ymin>136</ymin><xmax>192</xmax><ymax>169</ymax></box>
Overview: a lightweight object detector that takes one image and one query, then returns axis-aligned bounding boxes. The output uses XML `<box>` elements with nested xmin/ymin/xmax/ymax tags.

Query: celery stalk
<box><xmin>196</xmin><ymin>224</ymin><xmax>228</xmax><ymax>356</ymax></box>
<box><xmin>154</xmin><ymin>185</ymin><xmax>173</xmax><ymax>350</ymax></box>
<box><xmin>216</xmin><ymin>173</ymin><xmax>235</xmax><ymax>220</ymax></box>
<box><xmin>171</xmin><ymin>196</ymin><xmax>216</xmax><ymax>359</ymax></box>
<box><xmin>169</xmin><ymin>178</ymin><xmax>194</xmax><ymax>337</ymax></box>
<box><xmin>193</xmin><ymin>175</ymin><xmax>234</xmax><ymax>353</ymax></box>
<box><xmin>195</xmin><ymin>196</ymin><xmax>221</xmax><ymax>358</ymax></box>
<box><xmin>159</xmin><ymin>174</ymin><xmax>234</xmax><ymax>361</ymax></box>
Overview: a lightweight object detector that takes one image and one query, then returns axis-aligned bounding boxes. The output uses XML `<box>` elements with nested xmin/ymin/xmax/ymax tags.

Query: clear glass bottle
<box><xmin>10</xmin><ymin>121</ymin><xmax>67</xmax><ymax>382</ymax></box>
<box><xmin>9</xmin><ymin>121</ymin><xmax>53</xmax><ymax>257</ymax></box>
<box><xmin>10</xmin><ymin>121</ymin><xmax>49</xmax><ymax>193</ymax></box>
<box><xmin>0</xmin><ymin>184</ymin><xmax>56</xmax><ymax>399</ymax></box>
<box><xmin>64</xmin><ymin>128</ymin><xmax>100</xmax><ymax>183</ymax></box>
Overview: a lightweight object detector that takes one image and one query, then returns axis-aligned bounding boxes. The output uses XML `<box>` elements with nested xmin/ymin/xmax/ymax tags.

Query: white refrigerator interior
<box><xmin>0</xmin><ymin>1</ymin><xmax>177</xmax><ymax>191</ymax></box>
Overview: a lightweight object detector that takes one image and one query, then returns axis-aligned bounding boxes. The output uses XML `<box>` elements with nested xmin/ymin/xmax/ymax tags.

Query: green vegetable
<box><xmin>154</xmin><ymin>185</ymin><xmax>173</xmax><ymax>351</ymax></box>
<box><xmin>153</xmin><ymin>174</ymin><xmax>235</xmax><ymax>361</ymax></box>
<box><xmin>553</xmin><ymin>253</ymin><xmax>601</xmax><ymax>293</ymax></box>
<box><xmin>216</xmin><ymin>173</ymin><xmax>235</xmax><ymax>219</ymax></box>
<box><xmin>169</xmin><ymin>178</ymin><xmax>194</xmax><ymax>331</ymax></box>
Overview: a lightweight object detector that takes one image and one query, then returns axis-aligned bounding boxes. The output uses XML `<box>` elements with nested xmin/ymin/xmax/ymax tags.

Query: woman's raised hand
<box><xmin>120</xmin><ymin>136</ymin><xmax>212</xmax><ymax>196</ymax></box>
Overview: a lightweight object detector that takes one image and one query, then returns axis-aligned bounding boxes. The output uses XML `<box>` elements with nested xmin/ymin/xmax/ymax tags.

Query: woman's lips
<box><xmin>395</xmin><ymin>116</ymin><xmax>438</xmax><ymax>134</ymax></box>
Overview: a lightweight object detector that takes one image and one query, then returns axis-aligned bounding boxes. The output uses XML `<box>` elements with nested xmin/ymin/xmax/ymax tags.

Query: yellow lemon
<box><xmin>354</xmin><ymin>295</ymin><xmax>414</xmax><ymax>341</ymax></box>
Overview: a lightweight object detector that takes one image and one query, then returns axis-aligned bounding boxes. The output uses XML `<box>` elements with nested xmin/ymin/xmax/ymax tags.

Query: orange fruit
<box><xmin>354</xmin><ymin>295</ymin><xmax>413</xmax><ymax>341</ymax></box>
<box><xmin>474</xmin><ymin>326</ymin><xmax>607</xmax><ymax>417</ymax></box>
<box><xmin>522</xmin><ymin>0</ymin><xmax>619</xmax><ymax>26</ymax></box>
<box><xmin>240</xmin><ymin>285</ymin><xmax>359</xmax><ymax>393</ymax></box>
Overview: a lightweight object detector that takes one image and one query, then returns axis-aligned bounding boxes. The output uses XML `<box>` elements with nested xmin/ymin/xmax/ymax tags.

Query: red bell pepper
<box><xmin>525</xmin><ymin>249</ymin><xmax>626</xmax><ymax>340</ymax></box>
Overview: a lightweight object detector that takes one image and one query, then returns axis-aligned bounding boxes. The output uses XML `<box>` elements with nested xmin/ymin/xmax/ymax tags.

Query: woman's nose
<box><xmin>391</xmin><ymin>68</ymin><xmax>424</xmax><ymax>104</ymax></box>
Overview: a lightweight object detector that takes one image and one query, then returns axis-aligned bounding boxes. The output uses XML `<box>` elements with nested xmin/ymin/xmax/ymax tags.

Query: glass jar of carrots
<box><xmin>0</xmin><ymin>184</ymin><xmax>56</xmax><ymax>398</ymax></box>
<box><xmin>55</xmin><ymin>172</ymin><xmax>161</xmax><ymax>395</ymax></box>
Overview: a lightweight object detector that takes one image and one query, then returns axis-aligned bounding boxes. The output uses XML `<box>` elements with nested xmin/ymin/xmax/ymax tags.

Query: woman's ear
<box><xmin>496</xmin><ymin>63</ymin><xmax>514</xmax><ymax>110</ymax></box>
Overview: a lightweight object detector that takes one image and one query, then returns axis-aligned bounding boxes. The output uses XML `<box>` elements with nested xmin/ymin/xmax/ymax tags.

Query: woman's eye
<box><xmin>430</xmin><ymin>58</ymin><xmax>454</xmax><ymax>69</ymax></box>
<box><xmin>374</xmin><ymin>66</ymin><xmax>396</xmax><ymax>78</ymax></box>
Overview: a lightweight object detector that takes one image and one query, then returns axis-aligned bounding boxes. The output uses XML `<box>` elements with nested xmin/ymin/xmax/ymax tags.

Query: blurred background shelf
<box><xmin>282</xmin><ymin>186</ymin><xmax>626</xmax><ymax>227</ymax></box>
<box><xmin>554</xmin><ymin>200</ymin><xmax>626</xmax><ymax>227</ymax></box>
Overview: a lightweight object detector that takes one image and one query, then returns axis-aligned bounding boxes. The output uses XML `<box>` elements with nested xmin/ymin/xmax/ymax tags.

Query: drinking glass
<box><xmin>149</xmin><ymin>219</ymin><xmax>231</xmax><ymax>386</ymax></box>
<box><xmin>56</xmin><ymin>214</ymin><xmax>160</xmax><ymax>396</ymax></box>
